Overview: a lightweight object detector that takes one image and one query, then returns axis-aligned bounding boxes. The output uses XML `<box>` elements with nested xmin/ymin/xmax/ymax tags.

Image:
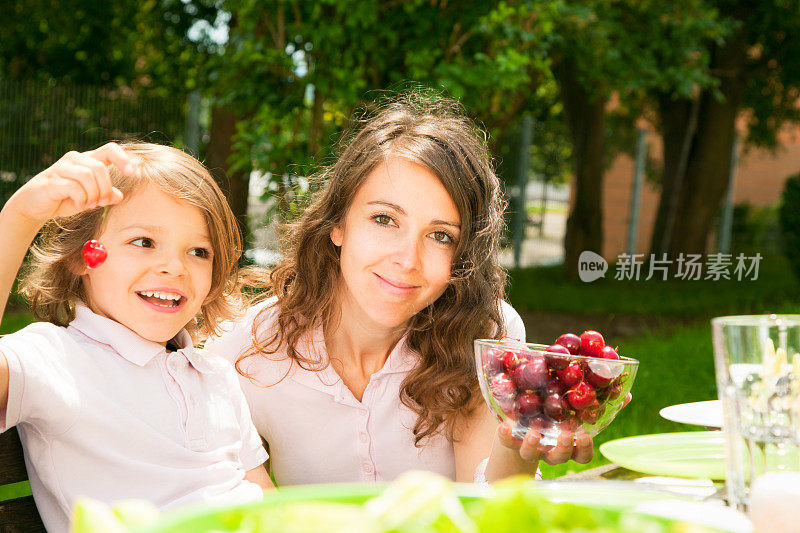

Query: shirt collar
<box><xmin>286</xmin><ymin>323</ymin><xmax>341</xmax><ymax>397</ymax></box>
<box><xmin>68</xmin><ymin>303</ymin><xmax>209</xmax><ymax>372</ymax></box>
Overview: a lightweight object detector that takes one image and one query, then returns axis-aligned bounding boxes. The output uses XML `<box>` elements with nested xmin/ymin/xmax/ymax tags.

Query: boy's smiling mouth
<box><xmin>136</xmin><ymin>290</ymin><xmax>185</xmax><ymax>308</ymax></box>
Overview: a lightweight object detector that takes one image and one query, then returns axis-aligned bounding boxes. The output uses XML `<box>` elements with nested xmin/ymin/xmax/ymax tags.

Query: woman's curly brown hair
<box><xmin>18</xmin><ymin>142</ymin><xmax>243</xmax><ymax>343</ymax></box>
<box><xmin>239</xmin><ymin>91</ymin><xmax>508</xmax><ymax>445</ymax></box>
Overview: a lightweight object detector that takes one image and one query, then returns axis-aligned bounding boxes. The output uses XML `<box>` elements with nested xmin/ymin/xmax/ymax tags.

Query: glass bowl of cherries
<box><xmin>475</xmin><ymin>331</ymin><xmax>638</xmax><ymax>445</ymax></box>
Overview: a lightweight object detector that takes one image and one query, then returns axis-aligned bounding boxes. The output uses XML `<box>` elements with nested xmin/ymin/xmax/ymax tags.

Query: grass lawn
<box><xmin>537</xmin><ymin>322</ymin><xmax>718</xmax><ymax>478</ymax></box>
<box><xmin>527</xmin><ymin>203</ymin><xmax>568</xmax><ymax>215</ymax></box>
<box><xmin>508</xmin><ymin>252</ymin><xmax>800</xmax><ymax>317</ymax></box>
<box><xmin>507</xmin><ymin>252</ymin><xmax>800</xmax><ymax>477</ymax></box>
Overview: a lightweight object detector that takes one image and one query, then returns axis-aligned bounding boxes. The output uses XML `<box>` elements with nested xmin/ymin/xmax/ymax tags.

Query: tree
<box><xmin>2</xmin><ymin>0</ymin><xmax>216</xmax><ymax>92</ymax></box>
<box><xmin>537</xmin><ymin>0</ymin><xmax>724</xmax><ymax>276</ymax></box>
<box><xmin>210</xmin><ymin>0</ymin><xmax>556</xmax><ymax>240</ymax></box>
<box><xmin>1</xmin><ymin>0</ymin><xmax>219</xmax><ymax>204</ymax></box>
<box><xmin>650</xmin><ymin>0</ymin><xmax>800</xmax><ymax>258</ymax></box>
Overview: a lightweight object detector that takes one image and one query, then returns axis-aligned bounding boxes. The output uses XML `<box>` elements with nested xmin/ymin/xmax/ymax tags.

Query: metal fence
<box><xmin>0</xmin><ymin>79</ymin><xmax>188</xmax><ymax>206</ymax></box>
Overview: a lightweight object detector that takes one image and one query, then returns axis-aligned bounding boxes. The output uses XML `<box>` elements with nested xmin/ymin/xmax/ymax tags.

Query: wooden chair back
<box><xmin>0</xmin><ymin>427</ymin><xmax>46</xmax><ymax>532</ymax></box>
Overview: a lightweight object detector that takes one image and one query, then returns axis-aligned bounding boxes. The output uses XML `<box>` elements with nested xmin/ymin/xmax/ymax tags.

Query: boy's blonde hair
<box><xmin>19</xmin><ymin>142</ymin><xmax>243</xmax><ymax>342</ymax></box>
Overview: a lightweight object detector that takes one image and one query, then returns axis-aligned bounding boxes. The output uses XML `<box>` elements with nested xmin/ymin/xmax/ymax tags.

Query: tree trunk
<box><xmin>206</xmin><ymin>105</ymin><xmax>251</xmax><ymax>247</ymax></box>
<box><xmin>651</xmin><ymin>26</ymin><xmax>748</xmax><ymax>258</ymax></box>
<box><xmin>554</xmin><ymin>60</ymin><xmax>607</xmax><ymax>278</ymax></box>
<box><xmin>308</xmin><ymin>87</ymin><xmax>324</xmax><ymax>157</ymax></box>
<box><xmin>649</xmin><ymin>95</ymin><xmax>695</xmax><ymax>257</ymax></box>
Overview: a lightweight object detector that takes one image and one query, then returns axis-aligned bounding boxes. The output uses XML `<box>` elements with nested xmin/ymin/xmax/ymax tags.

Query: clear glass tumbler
<box><xmin>712</xmin><ymin>314</ymin><xmax>800</xmax><ymax>511</ymax></box>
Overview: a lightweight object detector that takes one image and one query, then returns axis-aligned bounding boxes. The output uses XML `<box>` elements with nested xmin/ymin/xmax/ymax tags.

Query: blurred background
<box><xmin>3</xmin><ymin>0</ymin><xmax>800</xmax><ymax>476</ymax></box>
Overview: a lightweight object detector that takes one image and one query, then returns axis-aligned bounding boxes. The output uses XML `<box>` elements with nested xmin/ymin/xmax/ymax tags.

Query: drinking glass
<box><xmin>712</xmin><ymin>314</ymin><xmax>800</xmax><ymax>511</ymax></box>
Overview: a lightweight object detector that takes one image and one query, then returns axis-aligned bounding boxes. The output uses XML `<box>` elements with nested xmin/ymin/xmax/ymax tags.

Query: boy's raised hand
<box><xmin>9</xmin><ymin>142</ymin><xmax>133</xmax><ymax>224</ymax></box>
<box><xmin>0</xmin><ymin>143</ymin><xmax>134</xmax><ymax>328</ymax></box>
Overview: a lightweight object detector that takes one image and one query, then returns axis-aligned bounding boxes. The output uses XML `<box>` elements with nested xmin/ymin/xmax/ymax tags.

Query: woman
<box><xmin>206</xmin><ymin>92</ymin><xmax>593</xmax><ymax>485</ymax></box>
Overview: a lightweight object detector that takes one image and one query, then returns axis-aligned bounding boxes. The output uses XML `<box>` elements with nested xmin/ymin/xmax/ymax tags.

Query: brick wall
<box><xmin>599</xmin><ymin>124</ymin><xmax>800</xmax><ymax>260</ymax></box>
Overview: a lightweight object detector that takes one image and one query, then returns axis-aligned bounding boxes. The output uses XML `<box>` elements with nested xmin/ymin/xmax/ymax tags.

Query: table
<box><xmin>558</xmin><ymin>462</ymin><xmax>728</xmax><ymax>503</ymax></box>
<box><xmin>560</xmin><ymin>463</ymin><xmax>645</xmax><ymax>482</ymax></box>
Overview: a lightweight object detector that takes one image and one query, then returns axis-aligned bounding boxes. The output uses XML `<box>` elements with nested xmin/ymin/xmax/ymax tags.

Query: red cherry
<box><xmin>490</xmin><ymin>373</ymin><xmax>516</xmax><ymax>416</ymax></box>
<box><xmin>546</xmin><ymin>344</ymin><xmax>571</xmax><ymax>356</ymax></box>
<box><xmin>606</xmin><ymin>383</ymin><xmax>623</xmax><ymax>400</ymax></box>
<box><xmin>514</xmin><ymin>391</ymin><xmax>543</xmax><ymax>419</ymax></box>
<box><xmin>585</xmin><ymin>360</ymin><xmax>622</xmax><ymax>389</ymax></box>
<box><xmin>577</xmin><ymin>399</ymin><xmax>605</xmax><ymax>424</ymax></box>
<box><xmin>503</xmin><ymin>350</ymin><xmax>529</xmax><ymax>373</ymax></box>
<box><xmin>484</xmin><ymin>348</ymin><xmax>506</xmax><ymax>377</ymax></box>
<box><xmin>558</xmin><ymin>416</ymin><xmax>582</xmax><ymax>432</ymax></box>
<box><xmin>543</xmin><ymin>392</ymin><xmax>570</xmax><ymax>421</ymax></box>
<box><xmin>490</xmin><ymin>373</ymin><xmax>516</xmax><ymax>401</ymax></box>
<box><xmin>512</xmin><ymin>355</ymin><xmax>549</xmax><ymax>391</ymax></box>
<box><xmin>525</xmin><ymin>414</ymin><xmax>549</xmax><ymax>432</ymax></box>
<box><xmin>544</xmin><ymin>344</ymin><xmax>571</xmax><ymax>371</ymax></box>
<box><xmin>556</xmin><ymin>361</ymin><xmax>583</xmax><ymax>387</ymax></box>
<box><xmin>566</xmin><ymin>381</ymin><xmax>597</xmax><ymax>410</ymax></box>
<box><xmin>543</xmin><ymin>378</ymin><xmax>567</xmax><ymax>397</ymax></box>
<box><xmin>555</xmin><ymin>333</ymin><xmax>582</xmax><ymax>355</ymax></box>
<box><xmin>579</xmin><ymin>330</ymin><xmax>605</xmax><ymax>358</ymax></box>
<box><xmin>600</xmin><ymin>345</ymin><xmax>621</xmax><ymax>360</ymax></box>
<box><xmin>82</xmin><ymin>239</ymin><xmax>107</xmax><ymax>269</ymax></box>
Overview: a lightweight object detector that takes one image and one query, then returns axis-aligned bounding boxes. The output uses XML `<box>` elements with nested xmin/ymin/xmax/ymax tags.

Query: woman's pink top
<box><xmin>205</xmin><ymin>297</ymin><xmax>525</xmax><ymax>486</ymax></box>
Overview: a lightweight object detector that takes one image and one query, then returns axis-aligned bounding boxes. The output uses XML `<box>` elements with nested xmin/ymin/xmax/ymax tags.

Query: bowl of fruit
<box><xmin>475</xmin><ymin>331</ymin><xmax>638</xmax><ymax>445</ymax></box>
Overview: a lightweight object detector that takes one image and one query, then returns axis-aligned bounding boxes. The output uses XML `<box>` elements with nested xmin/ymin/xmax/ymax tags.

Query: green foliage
<box><xmin>2</xmin><ymin>1</ymin><xmax>140</xmax><ymax>85</ymax></box>
<box><xmin>0</xmin><ymin>79</ymin><xmax>185</xmax><ymax>205</ymax></box>
<box><xmin>1</xmin><ymin>0</ymin><xmax>218</xmax><ymax>93</ymax></box>
<box><xmin>0</xmin><ymin>1</ymin><xmax>218</xmax><ymax>205</ymax></box>
<box><xmin>0</xmin><ymin>311</ymin><xmax>35</xmax><ymax>335</ymax></box>
<box><xmin>737</xmin><ymin>0</ymin><xmax>800</xmax><ymax>148</ymax></box>
<box><xmin>213</xmin><ymin>1</ymin><xmax>558</xmax><ymax>217</ymax></box>
<box><xmin>779</xmin><ymin>173</ymin><xmax>800</xmax><ymax>283</ymax></box>
<box><xmin>546</xmin><ymin>0</ymin><xmax>729</xmax><ymax>166</ymax></box>
<box><xmin>214</xmin><ymin>0</ymin><xmax>733</xmax><ymax>228</ymax></box>
<box><xmin>546</xmin><ymin>0</ymin><xmax>724</xmax><ymax>100</ymax></box>
<box><xmin>731</xmin><ymin>203</ymin><xmax>782</xmax><ymax>254</ymax></box>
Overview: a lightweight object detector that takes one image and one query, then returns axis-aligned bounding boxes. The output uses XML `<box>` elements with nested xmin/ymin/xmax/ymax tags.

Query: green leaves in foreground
<box><xmin>474</xmin><ymin>476</ymin><xmax>711</xmax><ymax>533</ymax></box>
<box><xmin>70</xmin><ymin>471</ymin><xmax>718</xmax><ymax>533</ymax></box>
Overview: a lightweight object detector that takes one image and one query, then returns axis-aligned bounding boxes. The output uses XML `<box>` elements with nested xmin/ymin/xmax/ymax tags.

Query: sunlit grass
<box><xmin>509</xmin><ymin>252</ymin><xmax>800</xmax><ymax>477</ymax></box>
<box><xmin>508</xmin><ymin>252</ymin><xmax>799</xmax><ymax>318</ymax></box>
<box><xmin>538</xmin><ymin>322</ymin><xmax>717</xmax><ymax>478</ymax></box>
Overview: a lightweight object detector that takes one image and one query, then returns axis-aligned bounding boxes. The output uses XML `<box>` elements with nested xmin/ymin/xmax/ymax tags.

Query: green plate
<box><xmin>600</xmin><ymin>431</ymin><xmax>726</xmax><ymax>480</ymax></box>
<box><xmin>133</xmin><ymin>481</ymin><xmax>700</xmax><ymax>533</ymax></box>
<box><xmin>134</xmin><ymin>484</ymin><xmax>398</xmax><ymax>533</ymax></box>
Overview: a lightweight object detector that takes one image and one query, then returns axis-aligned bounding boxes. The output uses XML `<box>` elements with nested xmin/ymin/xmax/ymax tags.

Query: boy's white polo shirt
<box><xmin>0</xmin><ymin>304</ymin><xmax>266</xmax><ymax>533</ymax></box>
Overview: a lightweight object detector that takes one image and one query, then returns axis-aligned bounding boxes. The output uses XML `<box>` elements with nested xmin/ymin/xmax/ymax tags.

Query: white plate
<box><xmin>659</xmin><ymin>400</ymin><xmax>723</xmax><ymax>428</ymax></box>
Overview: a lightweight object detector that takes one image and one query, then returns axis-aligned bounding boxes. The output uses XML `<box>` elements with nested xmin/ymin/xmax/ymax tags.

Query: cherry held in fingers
<box><xmin>82</xmin><ymin>239</ymin><xmax>107</xmax><ymax>269</ymax></box>
<box><xmin>82</xmin><ymin>206</ymin><xmax>110</xmax><ymax>269</ymax></box>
